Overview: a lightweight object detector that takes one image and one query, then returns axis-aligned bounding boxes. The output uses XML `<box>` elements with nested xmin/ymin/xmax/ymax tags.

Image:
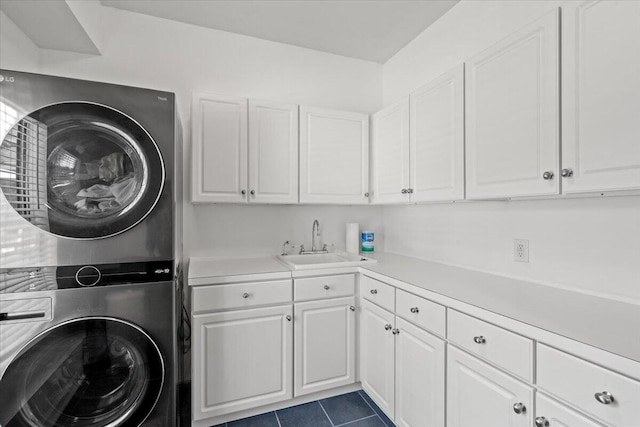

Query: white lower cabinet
<box><xmin>192</xmin><ymin>304</ymin><xmax>293</xmax><ymax>420</ymax></box>
<box><xmin>360</xmin><ymin>299</ymin><xmax>445</xmax><ymax>427</ymax></box>
<box><xmin>447</xmin><ymin>345</ymin><xmax>533</xmax><ymax>427</ymax></box>
<box><xmin>294</xmin><ymin>296</ymin><xmax>356</xmax><ymax>397</ymax></box>
<box><xmin>535</xmin><ymin>393</ymin><xmax>606</xmax><ymax>427</ymax></box>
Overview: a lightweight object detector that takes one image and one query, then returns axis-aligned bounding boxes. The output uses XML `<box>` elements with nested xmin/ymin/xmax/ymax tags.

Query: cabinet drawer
<box><xmin>537</xmin><ymin>344</ymin><xmax>640</xmax><ymax>427</ymax></box>
<box><xmin>360</xmin><ymin>275</ymin><xmax>395</xmax><ymax>312</ymax></box>
<box><xmin>192</xmin><ymin>279</ymin><xmax>292</xmax><ymax>312</ymax></box>
<box><xmin>294</xmin><ymin>274</ymin><xmax>355</xmax><ymax>301</ymax></box>
<box><xmin>395</xmin><ymin>289</ymin><xmax>446</xmax><ymax>337</ymax></box>
<box><xmin>447</xmin><ymin>310</ymin><xmax>533</xmax><ymax>381</ymax></box>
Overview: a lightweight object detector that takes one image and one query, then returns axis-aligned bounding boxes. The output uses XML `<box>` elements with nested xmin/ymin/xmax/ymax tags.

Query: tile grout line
<box><xmin>357</xmin><ymin>390</ymin><xmax>390</xmax><ymax>427</ymax></box>
<box><xmin>334</xmin><ymin>414</ymin><xmax>379</xmax><ymax>427</ymax></box>
<box><xmin>274</xmin><ymin>410</ymin><xmax>283</xmax><ymax>427</ymax></box>
<box><xmin>317</xmin><ymin>400</ymin><xmax>336</xmax><ymax>426</ymax></box>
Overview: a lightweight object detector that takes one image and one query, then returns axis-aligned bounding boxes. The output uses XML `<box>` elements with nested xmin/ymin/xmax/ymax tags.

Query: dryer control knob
<box><xmin>75</xmin><ymin>266</ymin><xmax>101</xmax><ymax>287</ymax></box>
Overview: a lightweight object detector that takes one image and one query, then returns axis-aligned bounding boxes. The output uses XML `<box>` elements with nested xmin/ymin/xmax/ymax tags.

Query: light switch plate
<box><xmin>514</xmin><ymin>239</ymin><xmax>529</xmax><ymax>263</ymax></box>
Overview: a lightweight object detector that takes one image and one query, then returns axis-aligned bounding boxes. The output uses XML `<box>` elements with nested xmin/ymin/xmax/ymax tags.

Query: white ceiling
<box><xmin>100</xmin><ymin>0</ymin><xmax>460</xmax><ymax>63</ymax></box>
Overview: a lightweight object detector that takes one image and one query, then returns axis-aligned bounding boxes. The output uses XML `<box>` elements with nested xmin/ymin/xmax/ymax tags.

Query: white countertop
<box><xmin>187</xmin><ymin>252</ymin><xmax>640</xmax><ymax>363</ymax></box>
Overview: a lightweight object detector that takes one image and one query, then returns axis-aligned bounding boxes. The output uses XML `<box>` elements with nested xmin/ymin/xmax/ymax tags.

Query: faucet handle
<box><xmin>291</xmin><ymin>244</ymin><xmax>305</xmax><ymax>254</ymax></box>
<box><xmin>281</xmin><ymin>240</ymin><xmax>290</xmax><ymax>256</ymax></box>
<box><xmin>322</xmin><ymin>243</ymin><xmax>335</xmax><ymax>252</ymax></box>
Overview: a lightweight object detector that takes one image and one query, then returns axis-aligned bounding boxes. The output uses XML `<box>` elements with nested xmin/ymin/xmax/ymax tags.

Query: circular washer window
<box><xmin>0</xmin><ymin>102</ymin><xmax>165</xmax><ymax>239</ymax></box>
<box><xmin>0</xmin><ymin>317</ymin><xmax>165</xmax><ymax>427</ymax></box>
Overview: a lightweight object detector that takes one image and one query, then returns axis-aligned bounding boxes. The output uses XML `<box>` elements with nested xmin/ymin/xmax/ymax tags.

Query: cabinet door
<box><xmin>371</xmin><ymin>99</ymin><xmax>410</xmax><ymax>204</ymax></box>
<box><xmin>395</xmin><ymin>317</ymin><xmax>445</xmax><ymax>427</ymax></box>
<box><xmin>465</xmin><ymin>9</ymin><xmax>560</xmax><ymax>199</ymax></box>
<box><xmin>410</xmin><ymin>64</ymin><xmax>465</xmax><ymax>202</ymax></box>
<box><xmin>561</xmin><ymin>0</ymin><xmax>640</xmax><ymax>193</ymax></box>
<box><xmin>192</xmin><ymin>305</ymin><xmax>293</xmax><ymax>420</ymax></box>
<box><xmin>294</xmin><ymin>297</ymin><xmax>356</xmax><ymax>396</ymax></box>
<box><xmin>535</xmin><ymin>393</ymin><xmax>606</xmax><ymax>427</ymax></box>
<box><xmin>300</xmin><ymin>106</ymin><xmax>369</xmax><ymax>204</ymax></box>
<box><xmin>192</xmin><ymin>93</ymin><xmax>248</xmax><ymax>203</ymax></box>
<box><xmin>360</xmin><ymin>300</ymin><xmax>395</xmax><ymax>419</ymax></box>
<box><xmin>447</xmin><ymin>346</ymin><xmax>533</xmax><ymax>427</ymax></box>
<box><xmin>248</xmin><ymin>100</ymin><xmax>299</xmax><ymax>203</ymax></box>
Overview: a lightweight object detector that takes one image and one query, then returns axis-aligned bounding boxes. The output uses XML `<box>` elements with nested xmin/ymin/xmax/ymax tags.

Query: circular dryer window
<box><xmin>0</xmin><ymin>102</ymin><xmax>165</xmax><ymax>239</ymax></box>
<box><xmin>0</xmin><ymin>317</ymin><xmax>164</xmax><ymax>427</ymax></box>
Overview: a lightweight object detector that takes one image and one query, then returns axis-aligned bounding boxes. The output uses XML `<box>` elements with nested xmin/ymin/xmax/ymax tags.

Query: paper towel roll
<box><xmin>346</xmin><ymin>223</ymin><xmax>359</xmax><ymax>254</ymax></box>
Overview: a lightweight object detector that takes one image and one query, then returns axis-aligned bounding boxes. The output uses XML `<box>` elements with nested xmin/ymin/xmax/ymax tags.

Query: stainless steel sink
<box><xmin>276</xmin><ymin>252</ymin><xmax>376</xmax><ymax>270</ymax></box>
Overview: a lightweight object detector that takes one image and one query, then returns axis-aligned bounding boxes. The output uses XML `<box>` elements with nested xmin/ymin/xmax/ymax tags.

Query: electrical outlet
<box><xmin>514</xmin><ymin>239</ymin><xmax>529</xmax><ymax>263</ymax></box>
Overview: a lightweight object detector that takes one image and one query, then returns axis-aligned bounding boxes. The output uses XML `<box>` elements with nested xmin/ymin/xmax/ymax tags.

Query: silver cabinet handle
<box><xmin>410</xmin><ymin>307</ymin><xmax>419</xmax><ymax>314</ymax></box>
<box><xmin>392</xmin><ymin>328</ymin><xmax>400</xmax><ymax>335</ymax></box>
<box><xmin>543</xmin><ymin>171</ymin><xmax>554</xmax><ymax>180</ymax></box>
<box><xmin>324</xmin><ymin>285</ymin><xmax>330</xmax><ymax>290</ymax></box>
<box><xmin>594</xmin><ymin>391</ymin><xmax>614</xmax><ymax>405</ymax></box>
<box><xmin>349</xmin><ymin>306</ymin><xmax>356</xmax><ymax>312</ymax></box>
<box><xmin>384</xmin><ymin>324</ymin><xmax>392</xmax><ymax>331</ymax></box>
<box><xmin>242</xmin><ymin>292</ymin><xmax>250</xmax><ymax>299</ymax></box>
<box><xmin>561</xmin><ymin>168</ymin><xmax>573</xmax><ymax>177</ymax></box>
<box><xmin>512</xmin><ymin>402</ymin><xmax>526</xmax><ymax>414</ymax></box>
<box><xmin>473</xmin><ymin>336</ymin><xmax>486</xmax><ymax>344</ymax></box>
<box><xmin>370</xmin><ymin>289</ymin><xmax>378</xmax><ymax>295</ymax></box>
<box><xmin>250</xmin><ymin>190</ymin><xmax>255</xmax><ymax>196</ymax></box>
<box><xmin>364</xmin><ymin>192</ymin><xmax>370</xmax><ymax>197</ymax></box>
<box><xmin>286</xmin><ymin>315</ymin><xmax>292</xmax><ymax>321</ymax></box>
<box><xmin>535</xmin><ymin>417</ymin><xmax>549</xmax><ymax>427</ymax></box>
<box><xmin>241</xmin><ymin>190</ymin><xmax>246</xmax><ymax>196</ymax></box>
<box><xmin>401</xmin><ymin>188</ymin><xmax>407</xmax><ymax>194</ymax></box>
<box><xmin>407</xmin><ymin>188</ymin><xmax>413</xmax><ymax>194</ymax></box>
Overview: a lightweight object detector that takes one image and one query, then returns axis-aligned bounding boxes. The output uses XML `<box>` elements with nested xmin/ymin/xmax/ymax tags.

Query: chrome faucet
<box><xmin>311</xmin><ymin>219</ymin><xmax>320</xmax><ymax>252</ymax></box>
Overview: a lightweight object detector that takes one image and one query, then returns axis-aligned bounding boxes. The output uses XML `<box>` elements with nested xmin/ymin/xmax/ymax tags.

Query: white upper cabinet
<box><xmin>410</xmin><ymin>64</ymin><xmax>465</xmax><ymax>202</ymax></box>
<box><xmin>300</xmin><ymin>106</ymin><xmax>369</xmax><ymax>204</ymax></box>
<box><xmin>561</xmin><ymin>0</ymin><xmax>640</xmax><ymax>194</ymax></box>
<box><xmin>465</xmin><ymin>9</ymin><xmax>560</xmax><ymax>199</ymax></box>
<box><xmin>248</xmin><ymin>100</ymin><xmax>299</xmax><ymax>203</ymax></box>
<box><xmin>371</xmin><ymin>99</ymin><xmax>411</xmax><ymax>204</ymax></box>
<box><xmin>192</xmin><ymin>94</ymin><xmax>298</xmax><ymax>204</ymax></box>
<box><xmin>192</xmin><ymin>93</ymin><xmax>248</xmax><ymax>203</ymax></box>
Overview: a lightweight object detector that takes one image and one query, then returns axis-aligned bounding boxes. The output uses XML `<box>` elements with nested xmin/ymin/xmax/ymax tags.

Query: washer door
<box><xmin>0</xmin><ymin>102</ymin><xmax>165</xmax><ymax>239</ymax></box>
<box><xmin>0</xmin><ymin>317</ymin><xmax>165</xmax><ymax>427</ymax></box>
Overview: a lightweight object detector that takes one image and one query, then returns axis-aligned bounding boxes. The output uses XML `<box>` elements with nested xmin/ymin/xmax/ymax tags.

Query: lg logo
<box><xmin>0</xmin><ymin>75</ymin><xmax>15</xmax><ymax>83</ymax></box>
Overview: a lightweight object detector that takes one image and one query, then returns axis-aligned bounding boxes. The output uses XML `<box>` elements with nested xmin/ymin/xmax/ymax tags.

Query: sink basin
<box><xmin>277</xmin><ymin>252</ymin><xmax>376</xmax><ymax>270</ymax></box>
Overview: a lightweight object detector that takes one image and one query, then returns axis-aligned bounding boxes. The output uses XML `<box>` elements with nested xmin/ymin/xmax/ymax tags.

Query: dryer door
<box><xmin>0</xmin><ymin>317</ymin><xmax>165</xmax><ymax>427</ymax></box>
<box><xmin>0</xmin><ymin>102</ymin><xmax>165</xmax><ymax>239</ymax></box>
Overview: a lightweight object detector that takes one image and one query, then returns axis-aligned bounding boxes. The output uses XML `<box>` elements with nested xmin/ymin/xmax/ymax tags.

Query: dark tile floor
<box><xmin>180</xmin><ymin>385</ymin><xmax>395</xmax><ymax>427</ymax></box>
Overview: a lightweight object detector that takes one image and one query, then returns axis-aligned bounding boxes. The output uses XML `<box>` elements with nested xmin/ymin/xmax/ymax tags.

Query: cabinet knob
<box><xmin>384</xmin><ymin>324</ymin><xmax>392</xmax><ymax>331</ymax></box>
<box><xmin>512</xmin><ymin>402</ymin><xmax>526</xmax><ymax>414</ymax></box>
<box><xmin>542</xmin><ymin>171</ymin><xmax>554</xmax><ymax>180</ymax></box>
<box><xmin>561</xmin><ymin>168</ymin><xmax>574</xmax><ymax>177</ymax></box>
<box><xmin>410</xmin><ymin>307</ymin><xmax>419</xmax><ymax>314</ymax></box>
<box><xmin>594</xmin><ymin>391</ymin><xmax>614</xmax><ymax>405</ymax></box>
<box><xmin>401</xmin><ymin>188</ymin><xmax>407</xmax><ymax>194</ymax></box>
<box><xmin>241</xmin><ymin>190</ymin><xmax>246</xmax><ymax>196</ymax></box>
<box><xmin>324</xmin><ymin>284</ymin><xmax>330</xmax><ymax>290</ymax></box>
<box><xmin>250</xmin><ymin>189</ymin><xmax>255</xmax><ymax>196</ymax></box>
<box><xmin>349</xmin><ymin>306</ymin><xmax>356</xmax><ymax>312</ymax></box>
<box><xmin>364</xmin><ymin>192</ymin><xmax>370</xmax><ymax>197</ymax></box>
<box><xmin>242</xmin><ymin>292</ymin><xmax>250</xmax><ymax>299</ymax></box>
<box><xmin>407</xmin><ymin>188</ymin><xmax>414</xmax><ymax>194</ymax></box>
<box><xmin>473</xmin><ymin>336</ymin><xmax>486</xmax><ymax>344</ymax></box>
<box><xmin>535</xmin><ymin>417</ymin><xmax>549</xmax><ymax>427</ymax></box>
<box><xmin>286</xmin><ymin>315</ymin><xmax>292</xmax><ymax>322</ymax></box>
<box><xmin>392</xmin><ymin>328</ymin><xmax>400</xmax><ymax>335</ymax></box>
<box><xmin>370</xmin><ymin>289</ymin><xmax>378</xmax><ymax>295</ymax></box>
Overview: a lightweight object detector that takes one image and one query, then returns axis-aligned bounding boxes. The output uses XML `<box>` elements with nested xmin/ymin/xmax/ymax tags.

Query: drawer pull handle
<box><xmin>535</xmin><ymin>417</ymin><xmax>549</xmax><ymax>427</ymax></box>
<box><xmin>370</xmin><ymin>289</ymin><xmax>378</xmax><ymax>295</ymax></box>
<box><xmin>384</xmin><ymin>324</ymin><xmax>392</xmax><ymax>331</ymax></box>
<box><xmin>473</xmin><ymin>336</ymin><xmax>486</xmax><ymax>344</ymax></box>
<box><xmin>512</xmin><ymin>402</ymin><xmax>526</xmax><ymax>414</ymax></box>
<box><xmin>594</xmin><ymin>391</ymin><xmax>614</xmax><ymax>405</ymax></box>
<box><xmin>392</xmin><ymin>328</ymin><xmax>400</xmax><ymax>335</ymax></box>
<box><xmin>410</xmin><ymin>307</ymin><xmax>419</xmax><ymax>314</ymax></box>
<box><xmin>286</xmin><ymin>315</ymin><xmax>292</xmax><ymax>322</ymax></box>
<box><xmin>349</xmin><ymin>306</ymin><xmax>356</xmax><ymax>312</ymax></box>
<box><xmin>242</xmin><ymin>292</ymin><xmax>250</xmax><ymax>299</ymax></box>
<box><xmin>324</xmin><ymin>285</ymin><xmax>330</xmax><ymax>290</ymax></box>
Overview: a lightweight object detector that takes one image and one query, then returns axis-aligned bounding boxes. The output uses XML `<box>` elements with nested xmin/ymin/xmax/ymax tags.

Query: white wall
<box><xmin>0</xmin><ymin>11</ymin><xmax>40</xmax><ymax>71</ymax></box>
<box><xmin>1</xmin><ymin>6</ymin><xmax>384</xmax><ymax>260</ymax></box>
<box><xmin>381</xmin><ymin>0</ymin><xmax>640</xmax><ymax>302</ymax></box>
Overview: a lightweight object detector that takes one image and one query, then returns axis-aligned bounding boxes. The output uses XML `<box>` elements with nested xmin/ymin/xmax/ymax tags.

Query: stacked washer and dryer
<box><xmin>0</xmin><ymin>70</ymin><xmax>178</xmax><ymax>426</ymax></box>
